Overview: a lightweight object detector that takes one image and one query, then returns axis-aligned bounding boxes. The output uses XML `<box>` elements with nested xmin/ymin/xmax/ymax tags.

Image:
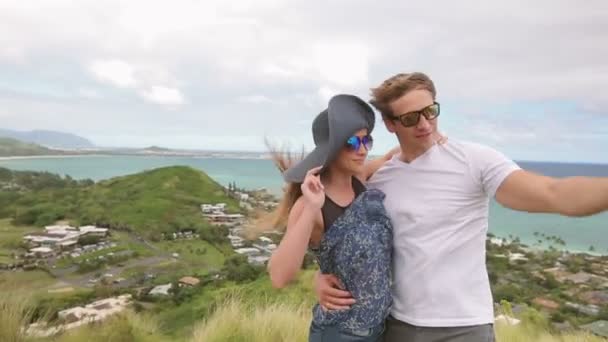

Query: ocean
<box><xmin>0</xmin><ymin>155</ymin><xmax>607</xmax><ymax>254</ymax></box>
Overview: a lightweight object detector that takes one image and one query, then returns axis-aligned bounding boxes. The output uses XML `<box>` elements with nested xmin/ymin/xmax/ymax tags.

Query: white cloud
<box><xmin>88</xmin><ymin>60</ymin><xmax>137</xmax><ymax>88</ymax></box>
<box><xmin>140</xmin><ymin>86</ymin><xmax>185</xmax><ymax>106</ymax></box>
<box><xmin>0</xmin><ymin>0</ymin><xmax>607</xmax><ymax>161</ymax></box>
<box><xmin>313</xmin><ymin>42</ymin><xmax>370</xmax><ymax>87</ymax></box>
<box><xmin>87</xmin><ymin>59</ymin><xmax>185</xmax><ymax>107</ymax></box>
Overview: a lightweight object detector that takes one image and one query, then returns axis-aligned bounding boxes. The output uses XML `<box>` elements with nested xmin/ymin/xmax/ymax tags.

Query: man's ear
<box><xmin>381</xmin><ymin>116</ymin><xmax>397</xmax><ymax>134</ymax></box>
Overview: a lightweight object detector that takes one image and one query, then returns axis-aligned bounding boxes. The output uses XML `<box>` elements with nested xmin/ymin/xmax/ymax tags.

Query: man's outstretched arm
<box><xmin>496</xmin><ymin>170</ymin><xmax>608</xmax><ymax>217</ymax></box>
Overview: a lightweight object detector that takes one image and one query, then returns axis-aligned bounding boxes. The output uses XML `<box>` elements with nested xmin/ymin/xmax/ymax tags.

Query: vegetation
<box><xmin>1</xmin><ymin>167</ymin><xmax>606</xmax><ymax>341</ymax></box>
<box><xmin>2</xmin><ymin>271</ymin><xmax>604</xmax><ymax>342</ymax></box>
<box><xmin>0</xmin><ymin>137</ymin><xmax>58</xmax><ymax>157</ymax></box>
<box><xmin>0</xmin><ymin>166</ymin><xmax>239</xmax><ymax>240</ymax></box>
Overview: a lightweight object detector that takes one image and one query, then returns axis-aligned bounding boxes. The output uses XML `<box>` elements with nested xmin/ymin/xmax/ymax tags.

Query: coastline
<box><xmin>0</xmin><ymin>153</ymin><xmax>274</xmax><ymax>161</ymax></box>
<box><xmin>0</xmin><ymin>154</ymin><xmax>109</xmax><ymax>161</ymax></box>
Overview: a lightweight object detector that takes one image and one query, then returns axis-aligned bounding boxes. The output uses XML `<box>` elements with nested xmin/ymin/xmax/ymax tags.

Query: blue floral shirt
<box><xmin>312</xmin><ymin>189</ymin><xmax>393</xmax><ymax>331</ymax></box>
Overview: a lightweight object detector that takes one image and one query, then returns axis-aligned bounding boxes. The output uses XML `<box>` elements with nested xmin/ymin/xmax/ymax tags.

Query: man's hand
<box><xmin>314</xmin><ymin>272</ymin><xmax>356</xmax><ymax>311</ymax></box>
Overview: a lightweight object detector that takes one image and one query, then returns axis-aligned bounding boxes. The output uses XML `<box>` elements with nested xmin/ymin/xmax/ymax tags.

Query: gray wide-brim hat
<box><xmin>283</xmin><ymin>94</ymin><xmax>375</xmax><ymax>183</ymax></box>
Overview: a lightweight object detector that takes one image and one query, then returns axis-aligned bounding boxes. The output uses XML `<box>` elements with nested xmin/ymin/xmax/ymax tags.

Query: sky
<box><xmin>0</xmin><ymin>0</ymin><xmax>607</xmax><ymax>163</ymax></box>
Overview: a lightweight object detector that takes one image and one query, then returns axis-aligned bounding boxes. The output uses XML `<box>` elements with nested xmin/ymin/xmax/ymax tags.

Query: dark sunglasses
<box><xmin>387</xmin><ymin>102</ymin><xmax>440</xmax><ymax>127</ymax></box>
<box><xmin>345</xmin><ymin>135</ymin><xmax>373</xmax><ymax>151</ymax></box>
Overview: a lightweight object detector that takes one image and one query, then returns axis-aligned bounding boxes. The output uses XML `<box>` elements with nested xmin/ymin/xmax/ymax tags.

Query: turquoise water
<box><xmin>0</xmin><ymin>156</ymin><xmax>607</xmax><ymax>253</ymax></box>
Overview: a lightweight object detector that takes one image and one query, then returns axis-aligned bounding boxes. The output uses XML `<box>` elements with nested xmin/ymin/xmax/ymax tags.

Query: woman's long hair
<box><xmin>249</xmin><ymin>140</ymin><xmax>306</xmax><ymax>237</ymax></box>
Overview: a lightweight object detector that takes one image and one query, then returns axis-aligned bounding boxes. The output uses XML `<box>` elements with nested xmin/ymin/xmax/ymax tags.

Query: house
<box><xmin>259</xmin><ymin>236</ymin><xmax>273</xmax><ymax>244</ymax></box>
<box><xmin>44</xmin><ymin>225</ymin><xmax>77</xmax><ymax>233</ymax></box>
<box><xmin>508</xmin><ymin>253</ymin><xmax>528</xmax><ymax>262</ymax></box>
<box><xmin>179</xmin><ymin>276</ymin><xmax>200</xmax><ymax>287</ymax></box>
<box><xmin>580</xmin><ymin>320</ymin><xmax>608</xmax><ymax>338</ymax></box>
<box><xmin>24</xmin><ymin>232</ymin><xmax>79</xmax><ymax>247</ymax></box>
<box><xmin>24</xmin><ymin>294</ymin><xmax>135</xmax><ymax>337</ymax></box>
<box><xmin>235</xmin><ymin>248</ymin><xmax>261</xmax><ymax>256</ymax></box>
<box><xmin>29</xmin><ymin>247</ymin><xmax>55</xmax><ymax>258</ymax></box>
<box><xmin>228</xmin><ymin>234</ymin><xmax>245</xmax><ymax>248</ymax></box>
<box><xmin>532</xmin><ymin>297</ymin><xmax>560</xmax><ymax>311</ymax></box>
<box><xmin>201</xmin><ymin>203</ymin><xmax>227</xmax><ymax>213</ymax></box>
<box><xmin>248</xmin><ymin>255</ymin><xmax>270</xmax><ymax>266</ymax></box>
<box><xmin>79</xmin><ymin>226</ymin><xmax>109</xmax><ymax>237</ymax></box>
<box><xmin>149</xmin><ymin>283</ymin><xmax>172</xmax><ymax>296</ymax></box>
<box><xmin>204</xmin><ymin>213</ymin><xmax>244</xmax><ymax>224</ymax></box>
<box><xmin>59</xmin><ymin>240</ymin><xmax>78</xmax><ymax>250</ymax></box>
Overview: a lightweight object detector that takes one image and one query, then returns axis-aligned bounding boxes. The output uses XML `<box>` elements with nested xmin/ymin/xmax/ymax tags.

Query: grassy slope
<box><xmin>2</xmin><ymin>166</ymin><xmax>239</xmax><ymax>237</ymax></box>
<box><xmin>0</xmin><ymin>137</ymin><xmax>55</xmax><ymax>157</ymax></box>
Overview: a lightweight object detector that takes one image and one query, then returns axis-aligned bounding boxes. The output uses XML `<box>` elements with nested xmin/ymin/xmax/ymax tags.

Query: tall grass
<box><xmin>0</xmin><ymin>291</ymin><xmax>35</xmax><ymax>342</ymax></box>
<box><xmin>2</xmin><ymin>271</ymin><xmax>606</xmax><ymax>342</ymax></box>
<box><xmin>55</xmin><ymin>311</ymin><xmax>168</xmax><ymax>342</ymax></box>
<box><xmin>192</xmin><ymin>295</ymin><xmax>608</xmax><ymax>342</ymax></box>
<box><xmin>495</xmin><ymin>322</ymin><xmax>606</xmax><ymax>342</ymax></box>
<box><xmin>191</xmin><ymin>296</ymin><xmax>310</xmax><ymax>342</ymax></box>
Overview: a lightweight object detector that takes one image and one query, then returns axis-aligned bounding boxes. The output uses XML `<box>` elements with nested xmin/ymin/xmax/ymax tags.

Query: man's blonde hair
<box><xmin>370</xmin><ymin>72</ymin><xmax>437</xmax><ymax>117</ymax></box>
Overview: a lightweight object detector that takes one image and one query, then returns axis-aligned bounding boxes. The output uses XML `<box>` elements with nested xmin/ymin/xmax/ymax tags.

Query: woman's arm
<box><xmin>268</xmin><ymin>166</ymin><xmax>325</xmax><ymax>288</ymax></box>
<box><xmin>359</xmin><ymin>146</ymin><xmax>400</xmax><ymax>181</ymax></box>
<box><xmin>268</xmin><ymin>198</ymin><xmax>320</xmax><ymax>288</ymax></box>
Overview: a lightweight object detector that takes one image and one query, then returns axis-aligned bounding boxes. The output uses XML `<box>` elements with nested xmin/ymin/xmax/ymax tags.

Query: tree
<box><xmin>223</xmin><ymin>255</ymin><xmax>264</xmax><ymax>282</ymax></box>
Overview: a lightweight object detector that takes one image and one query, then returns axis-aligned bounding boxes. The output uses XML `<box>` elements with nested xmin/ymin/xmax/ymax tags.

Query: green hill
<box><xmin>0</xmin><ymin>166</ymin><xmax>239</xmax><ymax>240</ymax></box>
<box><xmin>0</xmin><ymin>137</ymin><xmax>58</xmax><ymax>156</ymax></box>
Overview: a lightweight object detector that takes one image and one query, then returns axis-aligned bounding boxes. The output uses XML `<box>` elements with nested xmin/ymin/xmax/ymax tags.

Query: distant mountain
<box><xmin>142</xmin><ymin>145</ymin><xmax>171</xmax><ymax>152</ymax></box>
<box><xmin>0</xmin><ymin>137</ymin><xmax>58</xmax><ymax>157</ymax></box>
<box><xmin>0</xmin><ymin>129</ymin><xmax>95</xmax><ymax>149</ymax></box>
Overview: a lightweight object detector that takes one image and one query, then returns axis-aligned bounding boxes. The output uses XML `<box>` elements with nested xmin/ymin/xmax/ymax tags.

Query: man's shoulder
<box><xmin>443</xmin><ymin>139</ymin><xmax>507</xmax><ymax>161</ymax></box>
<box><xmin>445</xmin><ymin>139</ymin><xmax>495</xmax><ymax>153</ymax></box>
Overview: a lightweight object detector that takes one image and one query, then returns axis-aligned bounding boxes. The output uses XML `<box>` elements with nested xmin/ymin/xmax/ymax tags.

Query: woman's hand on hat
<box><xmin>301</xmin><ymin>166</ymin><xmax>325</xmax><ymax>210</ymax></box>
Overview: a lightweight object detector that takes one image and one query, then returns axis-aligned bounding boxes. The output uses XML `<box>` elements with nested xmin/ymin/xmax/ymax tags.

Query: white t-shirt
<box><xmin>367</xmin><ymin>139</ymin><xmax>520</xmax><ymax>327</ymax></box>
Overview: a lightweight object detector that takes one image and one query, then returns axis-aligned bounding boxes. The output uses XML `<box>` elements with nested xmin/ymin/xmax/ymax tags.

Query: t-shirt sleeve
<box><xmin>468</xmin><ymin>143</ymin><xmax>521</xmax><ymax>198</ymax></box>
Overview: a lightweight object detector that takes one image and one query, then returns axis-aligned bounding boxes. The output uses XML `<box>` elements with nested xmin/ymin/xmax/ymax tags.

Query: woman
<box><xmin>267</xmin><ymin>94</ymin><xmax>397</xmax><ymax>342</ymax></box>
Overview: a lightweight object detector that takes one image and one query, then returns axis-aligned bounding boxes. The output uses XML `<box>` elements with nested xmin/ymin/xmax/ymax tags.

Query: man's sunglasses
<box><xmin>386</xmin><ymin>102</ymin><xmax>440</xmax><ymax>127</ymax></box>
<box><xmin>345</xmin><ymin>135</ymin><xmax>373</xmax><ymax>151</ymax></box>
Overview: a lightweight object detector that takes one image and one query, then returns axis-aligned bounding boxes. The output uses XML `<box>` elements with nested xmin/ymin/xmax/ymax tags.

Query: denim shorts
<box><xmin>308</xmin><ymin>321</ymin><xmax>385</xmax><ymax>342</ymax></box>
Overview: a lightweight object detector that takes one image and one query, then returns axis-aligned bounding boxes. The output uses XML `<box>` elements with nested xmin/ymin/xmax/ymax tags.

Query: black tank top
<box><xmin>321</xmin><ymin>177</ymin><xmax>366</xmax><ymax>232</ymax></box>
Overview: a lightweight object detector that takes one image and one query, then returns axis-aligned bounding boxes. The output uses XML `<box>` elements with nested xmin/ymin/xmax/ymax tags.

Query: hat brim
<box><xmin>282</xmin><ymin>144</ymin><xmax>330</xmax><ymax>183</ymax></box>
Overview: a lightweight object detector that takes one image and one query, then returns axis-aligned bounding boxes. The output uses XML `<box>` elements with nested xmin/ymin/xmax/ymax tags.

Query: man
<box><xmin>315</xmin><ymin>72</ymin><xmax>608</xmax><ymax>341</ymax></box>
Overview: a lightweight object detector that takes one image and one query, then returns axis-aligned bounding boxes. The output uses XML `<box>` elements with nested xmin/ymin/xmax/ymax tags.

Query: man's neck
<box><xmin>399</xmin><ymin>132</ymin><xmax>444</xmax><ymax>163</ymax></box>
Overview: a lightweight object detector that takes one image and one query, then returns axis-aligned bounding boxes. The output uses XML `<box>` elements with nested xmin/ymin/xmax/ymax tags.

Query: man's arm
<box><xmin>314</xmin><ymin>271</ymin><xmax>356</xmax><ymax>310</ymax></box>
<box><xmin>495</xmin><ymin>170</ymin><xmax>608</xmax><ymax>217</ymax></box>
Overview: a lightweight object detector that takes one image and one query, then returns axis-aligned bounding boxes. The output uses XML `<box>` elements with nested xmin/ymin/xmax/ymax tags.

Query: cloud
<box><xmin>87</xmin><ymin>59</ymin><xmax>184</xmax><ymax>107</ymax></box>
<box><xmin>237</xmin><ymin>95</ymin><xmax>273</xmax><ymax>104</ymax></box>
<box><xmin>140</xmin><ymin>86</ymin><xmax>185</xmax><ymax>106</ymax></box>
<box><xmin>0</xmin><ymin>0</ymin><xmax>607</xmax><ymax>162</ymax></box>
<box><xmin>88</xmin><ymin>60</ymin><xmax>137</xmax><ymax>88</ymax></box>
